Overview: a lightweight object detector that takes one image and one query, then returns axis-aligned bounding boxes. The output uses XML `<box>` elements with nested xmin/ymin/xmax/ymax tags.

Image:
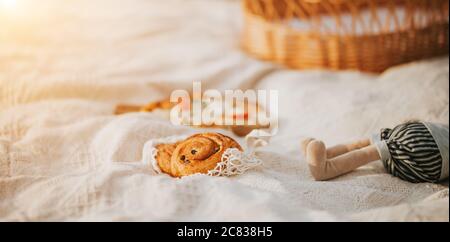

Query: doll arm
<box><xmin>306</xmin><ymin>140</ymin><xmax>380</xmax><ymax>181</ymax></box>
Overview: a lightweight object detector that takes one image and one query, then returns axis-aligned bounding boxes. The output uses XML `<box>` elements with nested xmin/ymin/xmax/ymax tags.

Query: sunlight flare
<box><xmin>0</xmin><ymin>0</ymin><xmax>17</xmax><ymax>9</ymax></box>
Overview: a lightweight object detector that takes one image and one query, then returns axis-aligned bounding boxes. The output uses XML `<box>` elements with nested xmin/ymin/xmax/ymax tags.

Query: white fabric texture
<box><xmin>0</xmin><ymin>0</ymin><xmax>449</xmax><ymax>221</ymax></box>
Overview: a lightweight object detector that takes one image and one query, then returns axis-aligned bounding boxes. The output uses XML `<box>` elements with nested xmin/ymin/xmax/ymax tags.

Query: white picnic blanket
<box><xmin>0</xmin><ymin>0</ymin><xmax>448</xmax><ymax>221</ymax></box>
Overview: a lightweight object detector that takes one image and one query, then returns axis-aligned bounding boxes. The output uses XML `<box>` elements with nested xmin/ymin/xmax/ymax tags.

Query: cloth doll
<box><xmin>301</xmin><ymin>121</ymin><xmax>449</xmax><ymax>183</ymax></box>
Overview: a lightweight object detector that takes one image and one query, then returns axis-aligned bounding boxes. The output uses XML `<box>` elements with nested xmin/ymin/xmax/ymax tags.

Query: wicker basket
<box><xmin>242</xmin><ymin>0</ymin><xmax>449</xmax><ymax>72</ymax></box>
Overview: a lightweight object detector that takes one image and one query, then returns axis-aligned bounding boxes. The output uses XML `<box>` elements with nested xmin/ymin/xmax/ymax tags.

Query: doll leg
<box><xmin>301</xmin><ymin>138</ymin><xmax>316</xmax><ymax>156</ymax></box>
<box><xmin>301</xmin><ymin>138</ymin><xmax>371</xmax><ymax>158</ymax></box>
<box><xmin>325</xmin><ymin>139</ymin><xmax>371</xmax><ymax>158</ymax></box>
<box><xmin>307</xmin><ymin>140</ymin><xmax>380</xmax><ymax>181</ymax></box>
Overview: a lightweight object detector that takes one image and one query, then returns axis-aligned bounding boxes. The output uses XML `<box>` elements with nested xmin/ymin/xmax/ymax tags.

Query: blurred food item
<box><xmin>114</xmin><ymin>100</ymin><xmax>174</xmax><ymax>115</ymax></box>
<box><xmin>114</xmin><ymin>98</ymin><xmax>270</xmax><ymax>137</ymax></box>
<box><xmin>141</xmin><ymin>100</ymin><xmax>175</xmax><ymax>112</ymax></box>
<box><xmin>114</xmin><ymin>104</ymin><xmax>142</xmax><ymax>115</ymax></box>
<box><xmin>154</xmin><ymin>133</ymin><xmax>242</xmax><ymax>177</ymax></box>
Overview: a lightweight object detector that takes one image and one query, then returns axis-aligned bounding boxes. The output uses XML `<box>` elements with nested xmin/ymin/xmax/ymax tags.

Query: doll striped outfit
<box><xmin>371</xmin><ymin>121</ymin><xmax>449</xmax><ymax>183</ymax></box>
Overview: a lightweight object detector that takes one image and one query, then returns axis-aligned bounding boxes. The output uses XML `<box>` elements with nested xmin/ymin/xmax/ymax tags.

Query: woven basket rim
<box><xmin>243</xmin><ymin>10</ymin><xmax>449</xmax><ymax>38</ymax></box>
<box><xmin>241</xmin><ymin>0</ymin><xmax>449</xmax><ymax>72</ymax></box>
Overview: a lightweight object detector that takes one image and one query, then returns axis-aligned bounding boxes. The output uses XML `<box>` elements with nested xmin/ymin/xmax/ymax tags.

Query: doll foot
<box><xmin>306</xmin><ymin>140</ymin><xmax>328</xmax><ymax>181</ymax></box>
<box><xmin>301</xmin><ymin>138</ymin><xmax>315</xmax><ymax>157</ymax></box>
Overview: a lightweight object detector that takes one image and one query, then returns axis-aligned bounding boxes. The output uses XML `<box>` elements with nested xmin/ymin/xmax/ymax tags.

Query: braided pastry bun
<box><xmin>155</xmin><ymin>133</ymin><xmax>242</xmax><ymax>177</ymax></box>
